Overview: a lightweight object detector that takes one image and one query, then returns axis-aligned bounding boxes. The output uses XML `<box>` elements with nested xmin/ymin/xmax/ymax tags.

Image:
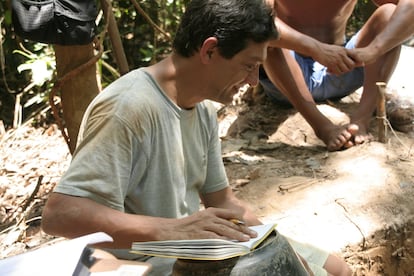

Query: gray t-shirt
<box><xmin>54</xmin><ymin>68</ymin><xmax>229</xmax><ymax>218</ymax></box>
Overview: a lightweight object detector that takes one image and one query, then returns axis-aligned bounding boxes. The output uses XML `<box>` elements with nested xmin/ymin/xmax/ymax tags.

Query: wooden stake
<box><xmin>376</xmin><ymin>82</ymin><xmax>388</xmax><ymax>143</ymax></box>
<box><xmin>100</xmin><ymin>0</ymin><xmax>129</xmax><ymax>75</ymax></box>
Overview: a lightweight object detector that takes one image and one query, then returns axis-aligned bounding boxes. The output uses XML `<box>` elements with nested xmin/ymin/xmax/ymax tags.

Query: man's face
<box><xmin>208</xmin><ymin>41</ymin><xmax>269</xmax><ymax>104</ymax></box>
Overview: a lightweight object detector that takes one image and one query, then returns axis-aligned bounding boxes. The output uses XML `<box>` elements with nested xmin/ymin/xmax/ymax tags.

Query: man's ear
<box><xmin>200</xmin><ymin>37</ymin><xmax>218</xmax><ymax>64</ymax></box>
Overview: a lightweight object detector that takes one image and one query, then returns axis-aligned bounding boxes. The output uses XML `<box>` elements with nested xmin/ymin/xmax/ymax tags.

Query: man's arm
<box><xmin>41</xmin><ymin>193</ymin><xmax>168</xmax><ymax>248</ymax></box>
<box><xmin>41</xmin><ymin>191</ymin><xmax>257</xmax><ymax>248</ymax></box>
<box><xmin>353</xmin><ymin>0</ymin><xmax>414</xmax><ymax>64</ymax></box>
<box><xmin>269</xmin><ymin>17</ymin><xmax>359</xmax><ymax>75</ymax></box>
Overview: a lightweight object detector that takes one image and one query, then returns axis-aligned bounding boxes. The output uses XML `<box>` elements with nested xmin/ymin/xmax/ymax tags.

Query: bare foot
<box><xmin>350</xmin><ymin>122</ymin><xmax>373</xmax><ymax>145</ymax></box>
<box><xmin>317</xmin><ymin>121</ymin><xmax>373</xmax><ymax>151</ymax></box>
<box><xmin>320</xmin><ymin>124</ymin><xmax>359</xmax><ymax>151</ymax></box>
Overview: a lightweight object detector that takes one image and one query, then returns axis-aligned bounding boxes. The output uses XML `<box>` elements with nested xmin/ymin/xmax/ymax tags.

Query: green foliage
<box><xmin>95</xmin><ymin>0</ymin><xmax>190</xmax><ymax>87</ymax></box>
<box><xmin>15</xmin><ymin>44</ymin><xmax>55</xmax><ymax>87</ymax></box>
<box><xmin>110</xmin><ymin>0</ymin><xmax>188</xmax><ymax>66</ymax></box>
<box><xmin>347</xmin><ymin>0</ymin><xmax>376</xmax><ymax>37</ymax></box>
<box><xmin>0</xmin><ymin>0</ymin><xmax>190</xmax><ymax>127</ymax></box>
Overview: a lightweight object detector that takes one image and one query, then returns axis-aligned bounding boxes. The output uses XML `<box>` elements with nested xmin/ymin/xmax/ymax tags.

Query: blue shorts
<box><xmin>260</xmin><ymin>33</ymin><xmax>364</xmax><ymax>103</ymax></box>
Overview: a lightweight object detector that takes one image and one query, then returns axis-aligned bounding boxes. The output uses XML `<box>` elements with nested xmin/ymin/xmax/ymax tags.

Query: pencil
<box><xmin>229</xmin><ymin>218</ymin><xmax>245</xmax><ymax>226</ymax></box>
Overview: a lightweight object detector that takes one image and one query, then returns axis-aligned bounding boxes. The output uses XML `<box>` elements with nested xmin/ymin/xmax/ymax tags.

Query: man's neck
<box><xmin>146</xmin><ymin>54</ymin><xmax>207</xmax><ymax>109</ymax></box>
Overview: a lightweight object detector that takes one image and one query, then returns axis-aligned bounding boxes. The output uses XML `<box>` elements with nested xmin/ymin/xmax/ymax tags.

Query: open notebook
<box><xmin>130</xmin><ymin>223</ymin><xmax>277</xmax><ymax>261</ymax></box>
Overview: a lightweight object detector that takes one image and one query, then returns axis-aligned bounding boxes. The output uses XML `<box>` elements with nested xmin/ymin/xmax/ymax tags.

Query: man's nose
<box><xmin>245</xmin><ymin>66</ymin><xmax>260</xmax><ymax>87</ymax></box>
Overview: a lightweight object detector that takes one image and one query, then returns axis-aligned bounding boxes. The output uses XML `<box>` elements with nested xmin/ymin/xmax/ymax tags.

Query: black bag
<box><xmin>12</xmin><ymin>0</ymin><xmax>98</xmax><ymax>45</ymax></box>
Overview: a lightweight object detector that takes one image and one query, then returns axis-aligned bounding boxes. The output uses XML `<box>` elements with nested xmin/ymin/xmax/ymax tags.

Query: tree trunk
<box><xmin>54</xmin><ymin>43</ymin><xmax>100</xmax><ymax>154</ymax></box>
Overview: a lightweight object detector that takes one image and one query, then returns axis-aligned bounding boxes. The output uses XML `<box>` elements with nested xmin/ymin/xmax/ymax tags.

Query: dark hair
<box><xmin>173</xmin><ymin>0</ymin><xmax>278</xmax><ymax>59</ymax></box>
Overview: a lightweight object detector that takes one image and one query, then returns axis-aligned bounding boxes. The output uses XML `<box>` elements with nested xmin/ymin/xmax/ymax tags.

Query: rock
<box><xmin>386</xmin><ymin>89</ymin><xmax>414</xmax><ymax>134</ymax></box>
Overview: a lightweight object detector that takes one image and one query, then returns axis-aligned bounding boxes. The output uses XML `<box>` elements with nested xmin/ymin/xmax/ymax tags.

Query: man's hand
<box><xmin>347</xmin><ymin>46</ymin><xmax>380</xmax><ymax>67</ymax></box>
<box><xmin>311</xmin><ymin>43</ymin><xmax>363</xmax><ymax>75</ymax></box>
<box><xmin>158</xmin><ymin>207</ymin><xmax>258</xmax><ymax>242</ymax></box>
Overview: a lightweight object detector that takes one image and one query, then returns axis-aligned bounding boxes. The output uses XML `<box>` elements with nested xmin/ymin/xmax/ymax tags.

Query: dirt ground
<box><xmin>1</xmin><ymin>46</ymin><xmax>414</xmax><ymax>275</ymax></box>
<box><xmin>218</xmin><ymin>87</ymin><xmax>414</xmax><ymax>275</ymax></box>
<box><xmin>1</xmin><ymin>88</ymin><xmax>414</xmax><ymax>275</ymax></box>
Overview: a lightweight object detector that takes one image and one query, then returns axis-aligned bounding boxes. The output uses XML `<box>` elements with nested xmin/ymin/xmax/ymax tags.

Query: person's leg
<box><xmin>323</xmin><ymin>254</ymin><xmax>353</xmax><ymax>276</ymax></box>
<box><xmin>259</xmin><ymin>67</ymin><xmax>292</xmax><ymax>104</ymax></box>
<box><xmin>286</xmin><ymin>237</ymin><xmax>352</xmax><ymax>276</ymax></box>
<box><xmin>260</xmin><ymin>45</ymin><xmax>364</xmax><ymax>104</ymax></box>
<box><xmin>261</xmin><ymin>47</ymin><xmax>361</xmax><ymax>151</ymax></box>
<box><xmin>350</xmin><ymin>3</ymin><xmax>401</xmax><ymax>144</ymax></box>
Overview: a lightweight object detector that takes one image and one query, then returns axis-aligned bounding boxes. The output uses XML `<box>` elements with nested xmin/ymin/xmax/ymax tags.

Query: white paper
<box><xmin>0</xmin><ymin>232</ymin><xmax>113</xmax><ymax>276</ymax></box>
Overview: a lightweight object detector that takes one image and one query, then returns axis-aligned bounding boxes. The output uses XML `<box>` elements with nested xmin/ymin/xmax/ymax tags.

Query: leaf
<box><xmin>17</xmin><ymin>60</ymin><xmax>52</xmax><ymax>86</ymax></box>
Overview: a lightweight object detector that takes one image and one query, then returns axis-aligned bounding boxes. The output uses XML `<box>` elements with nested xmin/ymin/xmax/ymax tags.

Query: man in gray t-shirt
<box><xmin>41</xmin><ymin>0</ymin><xmax>351</xmax><ymax>275</ymax></box>
<box><xmin>42</xmin><ymin>0</ymin><xmax>278</xmax><ymax>255</ymax></box>
<box><xmin>55</xmin><ymin>68</ymin><xmax>228</xmax><ymax>218</ymax></box>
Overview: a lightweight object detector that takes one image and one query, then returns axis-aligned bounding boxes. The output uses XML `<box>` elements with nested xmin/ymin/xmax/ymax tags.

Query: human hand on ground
<box><xmin>158</xmin><ymin>207</ymin><xmax>258</xmax><ymax>242</ymax></box>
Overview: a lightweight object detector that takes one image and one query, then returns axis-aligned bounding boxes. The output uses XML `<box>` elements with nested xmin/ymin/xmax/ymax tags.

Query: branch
<box><xmin>130</xmin><ymin>0</ymin><xmax>171</xmax><ymax>41</ymax></box>
<box><xmin>100</xmin><ymin>0</ymin><xmax>129</xmax><ymax>75</ymax></box>
<box><xmin>49</xmin><ymin>39</ymin><xmax>104</xmax><ymax>150</ymax></box>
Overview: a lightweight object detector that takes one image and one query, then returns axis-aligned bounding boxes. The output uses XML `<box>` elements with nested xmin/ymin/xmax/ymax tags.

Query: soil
<box><xmin>1</xmin><ymin>46</ymin><xmax>414</xmax><ymax>275</ymax></box>
<box><xmin>219</xmin><ymin>88</ymin><xmax>414</xmax><ymax>276</ymax></box>
<box><xmin>1</xmin><ymin>88</ymin><xmax>414</xmax><ymax>275</ymax></box>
